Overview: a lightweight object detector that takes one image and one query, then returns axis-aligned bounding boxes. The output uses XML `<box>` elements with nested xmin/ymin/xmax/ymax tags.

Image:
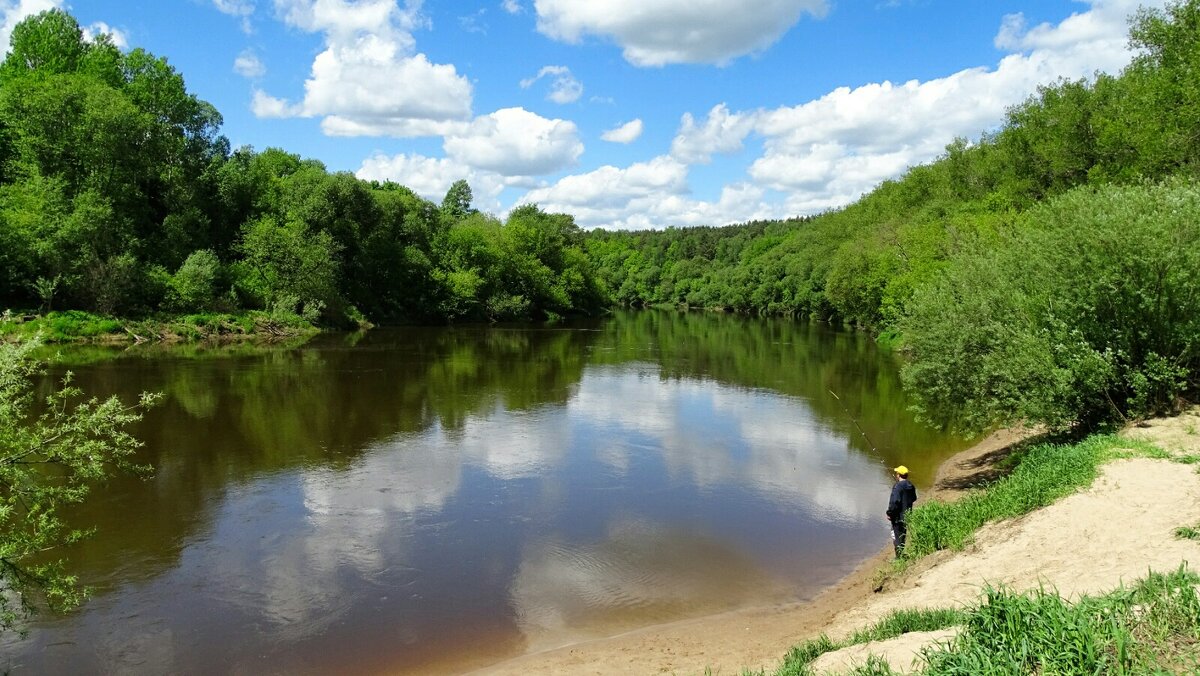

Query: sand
<box><xmin>474</xmin><ymin>409</ymin><xmax>1200</xmax><ymax>675</ymax></box>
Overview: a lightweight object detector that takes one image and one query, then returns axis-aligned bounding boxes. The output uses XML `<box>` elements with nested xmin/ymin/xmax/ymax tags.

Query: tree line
<box><xmin>584</xmin><ymin>0</ymin><xmax>1200</xmax><ymax>432</ymax></box>
<box><xmin>0</xmin><ymin>10</ymin><xmax>604</xmax><ymax>326</ymax></box>
<box><xmin>2</xmin><ymin>3</ymin><xmax>1198</xmax><ymax>433</ymax></box>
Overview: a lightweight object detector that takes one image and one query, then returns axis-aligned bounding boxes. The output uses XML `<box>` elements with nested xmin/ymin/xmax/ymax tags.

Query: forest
<box><xmin>0</xmin><ymin>10</ymin><xmax>604</xmax><ymax>327</ymax></box>
<box><xmin>1</xmin><ymin>3</ymin><xmax>1199</xmax><ymax>432</ymax></box>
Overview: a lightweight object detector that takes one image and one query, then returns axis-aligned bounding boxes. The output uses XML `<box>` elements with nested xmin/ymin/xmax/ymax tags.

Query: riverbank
<box><xmin>475</xmin><ymin>411</ymin><xmax>1200</xmax><ymax>674</ymax></box>
<box><xmin>0</xmin><ymin>309</ymin><xmax>321</xmax><ymax>344</ymax></box>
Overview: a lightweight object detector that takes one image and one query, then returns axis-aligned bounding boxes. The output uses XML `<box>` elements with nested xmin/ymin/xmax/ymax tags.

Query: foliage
<box><xmin>772</xmin><ymin>608</ymin><xmax>964</xmax><ymax>675</ymax></box>
<box><xmin>771</xmin><ymin>568</ymin><xmax>1200</xmax><ymax>675</ymax></box>
<box><xmin>0</xmin><ymin>340</ymin><xmax>159</xmax><ymax>631</ymax></box>
<box><xmin>921</xmin><ymin>567</ymin><xmax>1200</xmax><ymax>674</ymax></box>
<box><xmin>900</xmin><ymin>181</ymin><xmax>1200</xmax><ymax>432</ymax></box>
<box><xmin>1174</xmin><ymin>524</ymin><xmax>1200</xmax><ymax>540</ymax></box>
<box><xmin>0</xmin><ymin>9</ymin><xmax>604</xmax><ymax>329</ymax></box>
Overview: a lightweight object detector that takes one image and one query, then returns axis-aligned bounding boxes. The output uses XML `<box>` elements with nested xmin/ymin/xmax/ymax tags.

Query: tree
<box><xmin>0</xmin><ymin>340</ymin><xmax>159</xmax><ymax>632</ymax></box>
<box><xmin>0</xmin><ymin>9</ymin><xmax>86</xmax><ymax>82</ymax></box>
<box><xmin>441</xmin><ymin>179</ymin><xmax>474</xmax><ymax>220</ymax></box>
<box><xmin>234</xmin><ymin>214</ymin><xmax>342</xmax><ymax>316</ymax></box>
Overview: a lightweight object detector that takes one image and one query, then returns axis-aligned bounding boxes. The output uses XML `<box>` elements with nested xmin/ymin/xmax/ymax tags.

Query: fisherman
<box><xmin>886</xmin><ymin>465</ymin><xmax>917</xmax><ymax>559</ymax></box>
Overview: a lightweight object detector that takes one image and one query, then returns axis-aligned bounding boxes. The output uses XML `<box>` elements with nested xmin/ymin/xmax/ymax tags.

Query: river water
<box><xmin>0</xmin><ymin>311</ymin><xmax>966</xmax><ymax>674</ymax></box>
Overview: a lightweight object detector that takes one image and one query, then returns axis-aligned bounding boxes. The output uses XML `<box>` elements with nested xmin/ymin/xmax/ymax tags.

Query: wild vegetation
<box><xmin>768</xmin><ymin>567</ymin><xmax>1200</xmax><ymax>675</ymax></box>
<box><xmin>0</xmin><ymin>11</ymin><xmax>603</xmax><ymax>328</ymax></box>
<box><xmin>586</xmin><ymin>1</ymin><xmax>1200</xmax><ymax>432</ymax></box>
<box><xmin>0</xmin><ymin>341</ymin><xmax>158</xmax><ymax>632</ymax></box>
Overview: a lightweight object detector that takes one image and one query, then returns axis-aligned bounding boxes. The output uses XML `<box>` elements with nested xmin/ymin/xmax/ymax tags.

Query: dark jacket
<box><xmin>887</xmin><ymin>479</ymin><xmax>917</xmax><ymax>522</ymax></box>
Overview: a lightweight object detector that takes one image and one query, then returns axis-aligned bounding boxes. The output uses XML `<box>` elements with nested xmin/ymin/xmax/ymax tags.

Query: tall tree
<box><xmin>441</xmin><ymin>179</ymin><xmax>474</xmax><ymax>220</ymax></box>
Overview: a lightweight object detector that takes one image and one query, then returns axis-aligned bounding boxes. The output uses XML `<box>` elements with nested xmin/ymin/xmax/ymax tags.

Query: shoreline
<box><xmin>472</xmin><ymin>428</ymin><xmax>1032</xmax><ymax>675</ymax></box>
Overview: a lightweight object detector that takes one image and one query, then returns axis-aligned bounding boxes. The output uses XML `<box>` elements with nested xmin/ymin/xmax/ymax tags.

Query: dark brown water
<box><xmin>0</xmin><ymin>311</ymin><xmax>966</xmax><ymax>674</ymax></box>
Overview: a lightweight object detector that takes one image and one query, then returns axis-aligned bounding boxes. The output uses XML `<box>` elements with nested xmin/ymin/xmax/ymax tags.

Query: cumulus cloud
<box><xmin>256</xmin><ymin>0</ymin><xmax>472</xmax><ymax>137</ymax></box>
<box><xmin>1</xmin><ymin>0</ymin><xmax>61</xmax><ymax>53</ymax></box>
<box><xmin>443</xmin><ymin>107</ymin><xmax>583</xmax><ymax>176</ymax></box>
<box><xmin>533</xmin><ymin>0</ymin><xmax>827</xmax><ymax>66</ymax></box>
<box><xmin>82</xmin><ymin>20</ymin><xmax>128</xmax><ymax>49</ymax></box>
<box><xmin>519</xmin><ymin>155</ymin><xmax>776</xmax><ymax>229</ymax></box>
<box><xmin>234</xmin><ymin>49</ymin><xmax>266</xmax><ymax>78</ymax></box>
<box><xmin>600</xmin><ymin>118</ymin><xmax>643</xmax><ymax>144</ymax></box>
<box><xmin>524</xmin><ymin>0</ymin><xmax>1166</xmax><ymax>229</ymax></box>
<box><xmin>355</xmin><ymin>151</ymin><xmax>543</xmax><ymax>213</ymax></box>
<box><xmin>501</xmin><ymin>0</ymin><xmax>522</xmax><ymax>13</ymax></box>
<box><xmin>743</xmin><ymin>0</ymin><xmax>1150</xmax><ymax>209</ymax></box>
<box><xmin>670</xmin><ymin>103</ymin><xmax>755</xmax><ymax>163</ymax></box>
<box><xmin>520</xmin><ymin>65</ymin><xmax>583</xmax><ymax>104</ymax></box>
<box><xmin>250</xmin><ymin>88</ymin><xmax>300</xmax><ymax>117</ymax></box>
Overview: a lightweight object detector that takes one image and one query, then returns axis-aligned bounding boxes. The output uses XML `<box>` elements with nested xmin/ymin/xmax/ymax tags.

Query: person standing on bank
<box><xmin>886</xmin><ymin>465</ymin><xmax>917</xmax><ymax>559</ymax></box>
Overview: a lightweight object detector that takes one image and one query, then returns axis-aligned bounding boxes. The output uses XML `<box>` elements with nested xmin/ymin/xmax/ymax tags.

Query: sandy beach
<box><xmin>475</xmin><ymin>410</ymin><xmax>1200</xmax><ymax>675</ymax></box>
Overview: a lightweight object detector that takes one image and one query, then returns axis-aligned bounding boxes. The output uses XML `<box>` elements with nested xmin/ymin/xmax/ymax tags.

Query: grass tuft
<box><xmin>919</xmin><ymin>566</ymin><xmax>1200</xmax><ymax>674</ymax></box>
<box><xmin>901</xmin><ymin>435</ymin><xmax>1157</xmax><ymax>563</ymax></box>
<box><xmin>1174</xmin><ymin>525</ymin><xmax>1200</xmax><ymax>541</ymax></box>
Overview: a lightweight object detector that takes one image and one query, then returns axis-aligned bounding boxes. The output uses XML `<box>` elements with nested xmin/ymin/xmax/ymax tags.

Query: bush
<box><xmin>900</xmin><ymin>180</ymin><xmax>1200</xmax><ymax>433</ymax></box>
<box><xmin>168</xmin><ymin>249</ymin><xmax>221</xmax><ymax>312</ymax></box>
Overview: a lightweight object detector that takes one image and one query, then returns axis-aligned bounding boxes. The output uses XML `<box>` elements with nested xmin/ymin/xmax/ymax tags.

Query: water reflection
<box><xmin>1</xmin><ymin>312</ymin><xmax>966</xmax><ymax>674</ymax></box>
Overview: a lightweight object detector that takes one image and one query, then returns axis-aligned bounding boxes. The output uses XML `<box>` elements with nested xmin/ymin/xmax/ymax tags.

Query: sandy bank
<box><xmin>475</xmin><ymin>411</ymin><xmax>1200</xmax><ymax>675</ymax></box>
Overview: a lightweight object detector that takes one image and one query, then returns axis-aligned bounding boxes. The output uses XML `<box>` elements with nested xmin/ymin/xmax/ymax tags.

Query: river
<box><xmin>0</xmin><ymin>311</ymin><xmax>966</xmax><ymax>674</ymax></box>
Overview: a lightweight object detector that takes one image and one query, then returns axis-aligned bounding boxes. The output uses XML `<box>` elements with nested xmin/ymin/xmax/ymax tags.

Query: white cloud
<box><xmin>358</xmin><ymin>152</ymin><xmax>481</xmax><ymax>199</ymax></box>
<box><xmin>523</xmin><ymin>0</ymin><xmax>1165</xmax><ymax>229</ymax></box>
<box><xmin>234</xmin><ymin>49</ymin><xmax>266</xmax><ymax>78</ymax></box>
<box><xmin>257</xmin><ymin>0</ymin><xmax>472</xmax><ymax>137</ymax></box>
<box><xmin>1</xmin><ymin>0</ymin><xmax>61</xmax><ymax>54</ymax></box>
<box><xmin>355</xmin><ymin>152</ymin><xmax>533</xmax><ymax>213</ymax></box>
<box><xmin>520</xmin><ymin>64</ymin><xmax>583</xmax><ymax>104</ymax></box>
<box><xmin>501</xmin><ymin>0</ymin><xmax>522</xmax><ymax>14</ymax></box>
<box><xmin>523</xmin><ymin>155</ymin><xmax>687</xmax><ymax>210</ymax></box>
<box><xmin>443</xmin><ymin>107</ymin><xmax>583</xmax><ymax>176</ymax></box>
<box><xmin>459</xmin><ymin>8</ymin><xmax>487</xmax><ymax>35</ymax></box>
<box><xmin>519</xmin><ymin>155</ymin><xmax>776</xmax><ymax>229</ymax></box>
<box><xmin>743</xmin><ymin>0</ymin><xmax>1148</xmax><ymax>207</ymax></box>
<box><xmin>82</xmin><ymin>20</ymin><xmax>128</xmax><ymax>49</ymax></box>
<box><xmin>670</xmin><ymin>103</ymin><xmax>755</xmax><ymax>164</ymax></box>
<box><xmin>533</xmin><ymin>0</ymin><xmax>827</xmax><ymax>66</ymax></box>
<box><xmin>214</xmin><ymin>0</ymin><xmax>255</xmax><ymax>16</ymax></box>
<box><xmin>600</xmin><ymin>118</ymin><xmax>643</xmax><ymax>144</ymax></box>
<box><xmin>250</xmin><ymin>88</ymin><xmax>301</xmax><ymax>117</ymax></box>
<box><xmin>213</xmin><ymin>0</ymin><xmax>255</xmax><ymax>32</ymax></box>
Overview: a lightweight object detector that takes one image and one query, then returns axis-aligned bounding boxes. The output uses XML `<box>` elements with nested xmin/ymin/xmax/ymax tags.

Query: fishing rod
<box><xmin>828</xmin><ymin>389</ymin><xmax>878</xmax><ymax>454</ymax></box>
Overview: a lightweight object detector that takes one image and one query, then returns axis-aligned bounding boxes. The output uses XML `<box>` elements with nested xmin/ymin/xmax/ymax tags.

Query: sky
<box><xmin>0</xmin><ymin>0</ymin><xmax>1170</xmax><ymax>229</ymax></box>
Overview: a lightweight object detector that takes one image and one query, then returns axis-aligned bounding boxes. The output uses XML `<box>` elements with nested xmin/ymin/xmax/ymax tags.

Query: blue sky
<box><xmin>1</xmin><ymin>0</ymin><xmax>1166</xmax><ymax>228</ymax></box>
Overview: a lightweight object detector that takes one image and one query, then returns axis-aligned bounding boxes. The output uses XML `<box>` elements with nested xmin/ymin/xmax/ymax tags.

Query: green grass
<box><xmin>1174</xmin><ymin>525</ymin><xmax>1200</xmax><ymax>541</ymax></box>
<box><xmin>1</xmin><ymin>310</ymin><xmax>319</xmax><ymax>344</ymax></box>
<box><xmin>900</xmin><ymin>434</ymin><xmax>1158</xmax><ymax>563</ymax></box>
<box><xmin>0</xmin><ymin>310</ymin><xmax>124</xmax><ymax>341</ymax></box>
<box><xmin>769</xmin><ymin>608</ymin><xmax>965</xmax><ymax>676</ymax></box>
<box><xmin>921</xmin><ymin>567</ymin><xmax>1200</xmax><ymax>675</ymax></box>
<box><xmin>763</xmin><ymin>432</ymin><xmax>1197</xmax><ymax>675</ymax></box>
<box><xmin>764</xmin><ymin>568</ymin><xmax>1200</xmax><ymax>675</ymax></box>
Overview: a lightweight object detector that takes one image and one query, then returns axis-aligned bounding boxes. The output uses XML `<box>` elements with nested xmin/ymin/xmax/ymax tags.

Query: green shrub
<box><xmin>901</xmin><ymin>180</ymin><xmax>1200</xmax><ymax>433</ymax></box>
<box><xmin>902</xmin><ymin>435</ymin><xmax>1140</xmax><ymax>559</ymax></box>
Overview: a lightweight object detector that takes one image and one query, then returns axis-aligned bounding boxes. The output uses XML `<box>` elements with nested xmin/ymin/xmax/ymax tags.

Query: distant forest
<box><xmin>2</xmin><ymin>3</ymin><xmax>1199</xmax><ymax>430</ymax></box>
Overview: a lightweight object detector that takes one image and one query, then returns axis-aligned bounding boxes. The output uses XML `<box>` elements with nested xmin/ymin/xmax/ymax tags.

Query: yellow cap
<box><xmin>893</xmin><ymin>465</ymin><xmax>909</xmax><ymax>476</ymax></box>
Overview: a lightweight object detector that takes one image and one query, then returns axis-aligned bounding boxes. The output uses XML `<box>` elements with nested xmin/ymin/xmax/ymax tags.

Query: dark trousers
<box><xmin>891</xmin><ymin>519</ymin><xmax>907</xmax><ymax>558</ymax></box>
